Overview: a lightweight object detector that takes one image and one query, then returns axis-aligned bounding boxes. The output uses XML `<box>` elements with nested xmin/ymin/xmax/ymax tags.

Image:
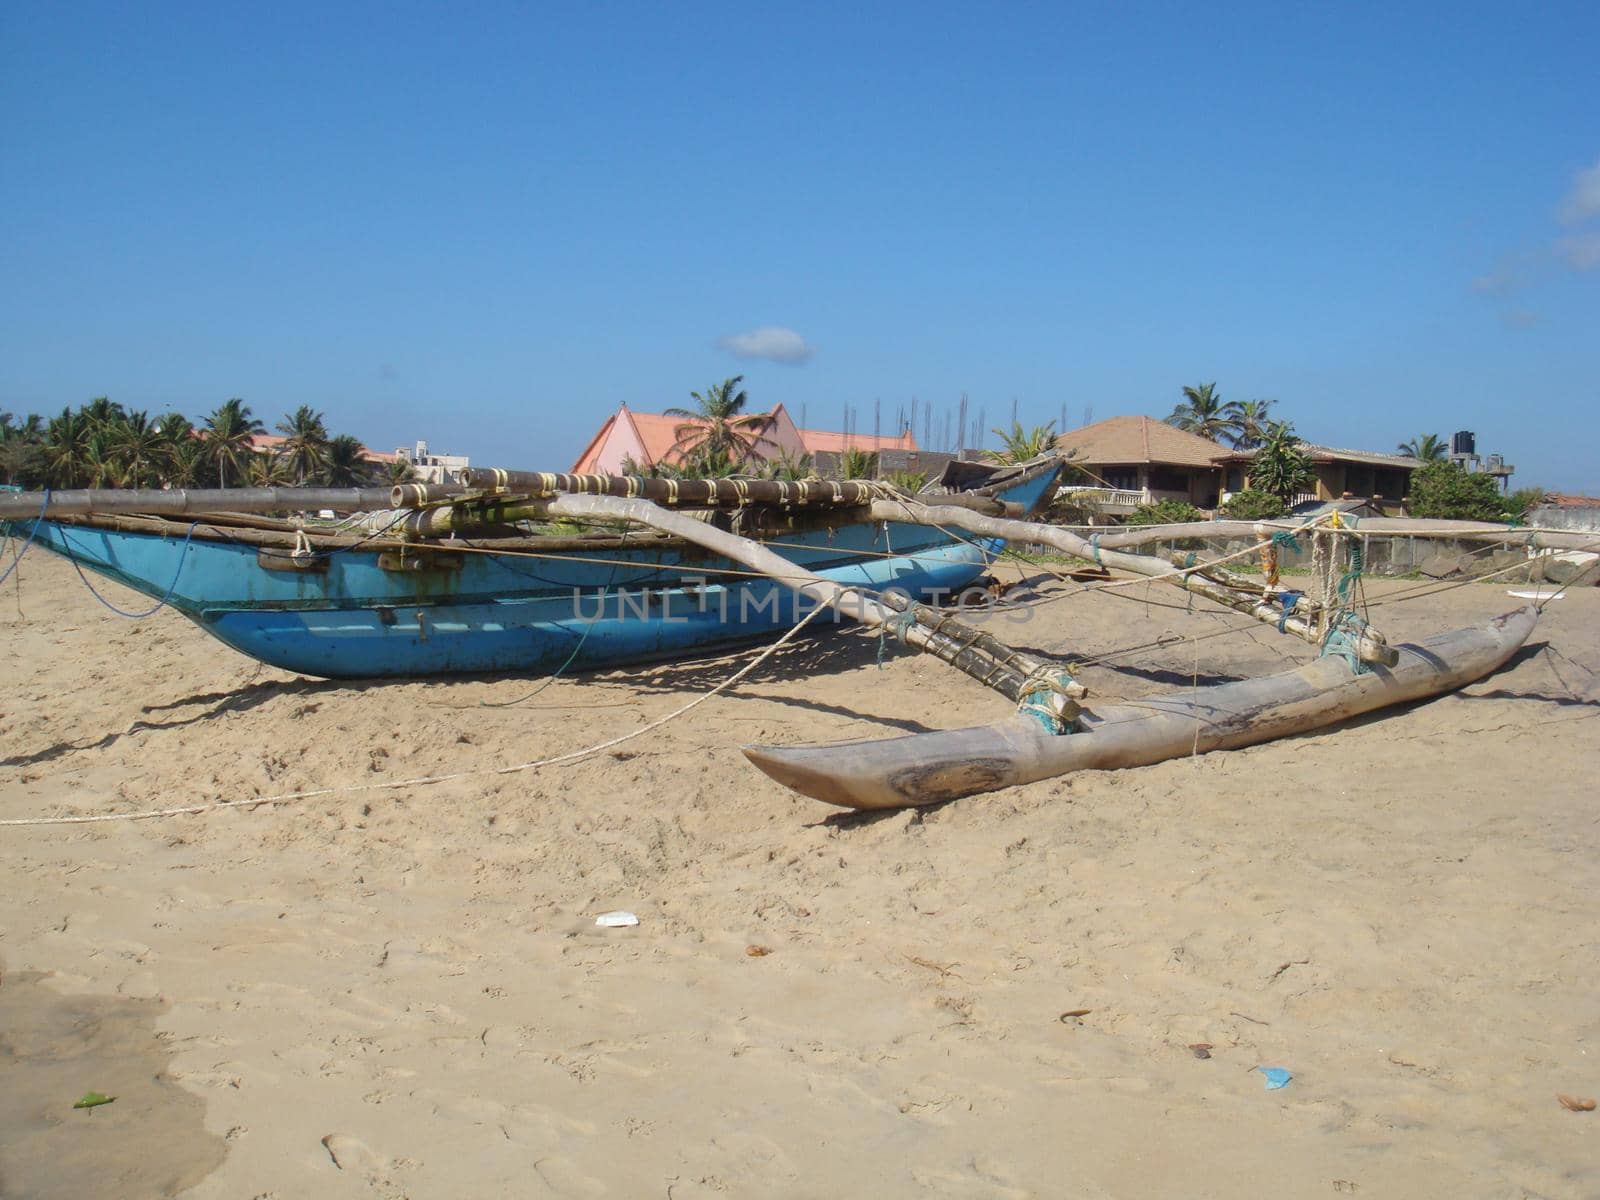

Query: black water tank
<box><xmin>1451</xmin><ymin>430</ymin><xmax>1476</xmax><ymax>456</ymax></box>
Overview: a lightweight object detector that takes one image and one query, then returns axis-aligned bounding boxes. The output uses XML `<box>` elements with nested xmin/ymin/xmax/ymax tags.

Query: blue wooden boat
<box><xmin>6</xmin><ymin>461</ymin><xmax>1060</xmax><ymax>679</ymax></box>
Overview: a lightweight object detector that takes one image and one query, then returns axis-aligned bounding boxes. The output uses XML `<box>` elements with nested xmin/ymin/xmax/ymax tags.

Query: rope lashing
<box><xmin>0</xmin><ymin>489</ymin><xmax>49</xmax><ymax>588</ymax></box>
<box><xmin>1336</xmin><ymin>538</ymin><xmax>1365</xmax><ymax>603</ymax></box>
<box><xmin>1256</xmin><ymin>528</ymin><xmax>1282</xmax><ymax>587</ymax></box>
<box><xmin>875</xmin><ymin>605</ymin><xmax>922</xmax><ymax>668</ymax></box>
<box><xmin>1319</xmin><ymin>610</ymin><xmax>1373</xmax><ymax>675</ymax></box>
<box><xmin>1015</xmin><ymin>667</ymin><xmax>1082</xmax><ymax>734</ymax></box>
<box><xmin>1275</xmin><ymin>588</ymin><xmax>1304</xmax><ymax>632</ymax></box>
<box><xmin>1089</xmin><ymin>534</ymin><xmax>1103</xmax><ymax>566</ymax></box>
<box><xmin>1269</xmin><ymin>530</ymin><xmax>1302</xmax><ymax>552</ymax></box>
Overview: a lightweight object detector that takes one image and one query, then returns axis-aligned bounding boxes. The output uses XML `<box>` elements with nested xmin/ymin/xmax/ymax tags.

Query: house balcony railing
<box><xmin>1058</xmin><ymin>485</ymin><xmax>1192</xmax><ymax>512</ymax></box>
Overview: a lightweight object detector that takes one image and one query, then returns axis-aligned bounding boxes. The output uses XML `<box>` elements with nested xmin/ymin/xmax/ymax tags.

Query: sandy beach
<box><xmin>2</xmin><ymin>549</ymin><xmax>1597</xmax><ymax>1198</ymax></box>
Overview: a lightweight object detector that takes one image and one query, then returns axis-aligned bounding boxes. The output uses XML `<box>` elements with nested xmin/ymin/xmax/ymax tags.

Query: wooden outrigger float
<box><xmin>744</xmin><ymin>606</ymin><xmax>1539</xmax><ymax>809</ymax></box>
<box><xmin>3</xmin><ymin>455</ymin><xmax>1572</xmax><ymax>809</ymax></box>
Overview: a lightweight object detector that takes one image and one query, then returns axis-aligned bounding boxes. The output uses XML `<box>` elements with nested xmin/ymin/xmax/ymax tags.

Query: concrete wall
<box><xmin>1529</xmin><ymin>505</ymin><xmax>1600</xmax><ymax>534</ymax></box>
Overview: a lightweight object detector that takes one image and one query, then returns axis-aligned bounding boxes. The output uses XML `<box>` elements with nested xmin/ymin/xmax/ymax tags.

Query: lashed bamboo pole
<box><xmin>0</xmin><ymin>486</ymin><xmax>458</xmax><ymax>519</ymax></box>
<box><xmin>434</xmin><ymin>471</ymin><xmax>1022</xmax><ymax>515</ymax></box>
<box><xmin>1086</xmin><ymin>517</ymin><xmax>1600</xmax><ymax>553</ymax></box>
<box><xmin>457</xmin><ymin>470</ymin><xmax>892</xmax><ymax>508</ymax></box>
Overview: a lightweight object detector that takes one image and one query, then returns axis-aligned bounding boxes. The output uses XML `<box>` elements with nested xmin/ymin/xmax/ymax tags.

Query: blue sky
<box><xmin>3</xmin><ymin>2</ymin><xmax>1596</xmax><ymax>489</ymax></box>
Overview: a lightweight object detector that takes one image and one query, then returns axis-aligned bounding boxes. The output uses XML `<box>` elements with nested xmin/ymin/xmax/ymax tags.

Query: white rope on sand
<box><xmin>1</xmin><ymin>605</ymin><xmax>827</xmax><ymax>829</ymax></box>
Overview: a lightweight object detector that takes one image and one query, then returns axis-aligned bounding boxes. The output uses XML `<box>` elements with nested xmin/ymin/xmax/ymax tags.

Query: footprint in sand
<box><xmin>532</xmin><ymin>1155</ymin><xmax>606</xmax><ymax>1196</ymax></box>
<box><xmin>321</xmin><ymin>1132</ymin><xmax>385</xmax><ymax>1174</ymax></box>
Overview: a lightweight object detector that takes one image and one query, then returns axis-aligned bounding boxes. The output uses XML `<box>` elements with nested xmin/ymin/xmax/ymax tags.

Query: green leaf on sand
<box><xmin>73</xmin><ymin>1092</ymin><xmax>115</xmax><ymax>1109</ymax></box>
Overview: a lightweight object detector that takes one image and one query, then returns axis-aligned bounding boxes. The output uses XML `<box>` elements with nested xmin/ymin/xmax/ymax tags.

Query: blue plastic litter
<box><xmin>1257</xmin><ymin>1067</ymin><xmax>1292</xmax><ymax>1090</ymax></box>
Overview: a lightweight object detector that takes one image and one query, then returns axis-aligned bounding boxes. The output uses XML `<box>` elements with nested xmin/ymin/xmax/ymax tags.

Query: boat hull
<box><xmin>15</xmin><ymin>467</ymin><xmax>1057</xmax><ymax>679</ymax></box>
<box><xmin>743</xmin><ymin>606</ymin><xmax>1539</xmax><ymax>808</ymax></box>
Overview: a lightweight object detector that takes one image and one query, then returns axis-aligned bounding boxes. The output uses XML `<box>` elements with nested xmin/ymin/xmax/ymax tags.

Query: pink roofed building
<box><xmin>244</xmin><ymin>433</ymin><xmax>401</xmax><ymax>465</ymax></box>
<box><xmin>570</xmin><ymin>402</ymin><xmax>918</xmax><ymax>474</ymax></box>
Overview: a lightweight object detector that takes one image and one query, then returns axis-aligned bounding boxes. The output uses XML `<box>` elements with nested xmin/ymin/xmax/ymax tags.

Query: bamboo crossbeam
<box><xmin>459</xmin><ymin>470</ymin><xmax>887</xmax><ymax>509</ymax></box>
<box><xmin>448</xmin><ymin>470</ymin><xmax>1020</xmax><ymax>516</ymax></box>
<box><xmin>0</xmin><ymin>485</ymin><xmax>462</xmax><ymax>520</ymax></box>
<box><xmin>864</xmin><ymin>498</ymin><xmax>1399</xmax><ymax>665</ymax></box>
<box><xmin>541</xmin><ymin>493</ymin><xmax>1083</xmax><ymax>718</ymax></box>
<box><xmin>1087</xmin><ymin>518</ymin><xmax>1600</xmax><ymax>553</ymax></box>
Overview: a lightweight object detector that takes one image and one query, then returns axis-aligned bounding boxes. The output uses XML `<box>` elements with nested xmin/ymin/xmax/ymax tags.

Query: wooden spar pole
<box><xmin>862</xmin><ymin>497</ymin><xmax>1400</xmax><ymax>665</ymax></box>
<box><xmin>538</xmin><ymin>493</ymin><xmax>1084</xmax><ymax>722</ymax></box>
<box><xmin>457</xmin><ymin>469</ymin><xmax>892</xmax><ymax>507</ymax></box>
<box><xmin>0</xmin><ymin>485</ymin><xmax>457</xmax><ymax>520</ymax></box>
<box><xmin>1085</xmin><ymin>517</ymin><xmax>1600</xmax><ymax>553</ymax></box>
<box><xmin>444</xmin><ymin>470</ymin><xmax>1020</xmax><ymax>514</ymax></box>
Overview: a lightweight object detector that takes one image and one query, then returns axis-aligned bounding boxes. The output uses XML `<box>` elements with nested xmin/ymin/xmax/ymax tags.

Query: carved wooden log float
<box><xmin>743</xmin><ymin>605</ymin><xmax>1538</xmax><ymax>810</ymax></box>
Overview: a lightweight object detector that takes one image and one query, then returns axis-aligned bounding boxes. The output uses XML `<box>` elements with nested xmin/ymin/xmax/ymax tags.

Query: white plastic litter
<box><xmin>595</xmin><ymin>911</ymin><xmax>640</xmax><ymax>928</ymax></box>
<box><xmin>1508</xmin><ymin>590</ymin><xmax>1562</xmax><ymax>601</ymax></box>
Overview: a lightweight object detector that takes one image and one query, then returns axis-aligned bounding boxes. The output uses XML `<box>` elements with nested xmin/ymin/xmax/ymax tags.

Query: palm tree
<box><xmin>758</xmin><ymin>449</ymin><xmax>816</xmax><ymax>481</ymax></box>
<box><xmin>321</xmin><ymin>434</ymin><xmax>371</xmax><ymax>486</ymax></box>
<box><xmin>0</xmin><ymin>413</ymin><xmax>37</xmax><ymax>483</ymax></box>
<box><xmin>1225</xmin><ymin>399</ymin><xmax>1277</xmax><ymax>450</ymax></box>
<box><xmin>112</xmin><ymin>410</ymin><xmax>167</xmax><ymax>487</ymax></box>
<box><xmin>1166</xmin><ymin>382</ymin><xmax>1236</xmax><ymax>442</ymax></box>
<box><xmin>80</xmin><ymin>396</ymin><xmax>126</xmax><ymax>431</ymax></box>
<box><xmin>0</xmin><ymin>414</ymin><xmax>47</xmax><ymax>486</ymax></box>
<box><xmin>986</xmin><ymin>419</ymin><xmax>1058</xmax><ymax>464</ymax></box>
<box><xmin>275</xmin><ymin>405</ymin><xmax>330</xmax><ymax>484</ymax></box>
<box><xmin>664</xmin><ymin>376</ymin><xmax>774</xmax><ymax>470</ymax></box>
<box><xmin>246</xmin><ymin>452</ymin><xmax>294</xmax><ymax>486</ymax></box>
<box><xmin>1</xmin><ymin>412</ymin><xmax>43</xmax><ymax>443</ymax></box>
<box><xmin>82</xmin><ymin>429</ymin><xmax>123</xmax><ymax>487</ymax></box>
<box><xmin>1397</xmin><ymin>433</ymin><xmax>1447</xmax><ymax>461</ymax></box>
<box><xmin>202</xmin><ymin>398</ymin><xmax>264</xmax><ymax>489</ymax></box>
<box><xmin>836</xmin><ymin>447</ymin><xmax>878</xmax><ymax>480</ymax></box>
<box><xmin>1248</xmin><ymin>423</ymin><xmax>1315</xmax><ymax>500</ymax></box>
<box><xmin>0</xmin><ymin>439</ymin><xmax>44</xmax><ymax>486</ymax></box>
<box><xmin>384</xmin><ymin>457</ymin><xmax>417</xmax><ymax>484</ymax></box>
<box><xmin>148</xmin><ymin>412</ymin><xmax>196</xmax><ymax>485</ymax></box>
<box><xmin>44</xmin><ymin>406</ymin><xmax>90</xmax><ymax>487</ymax></box>
<box><xmin>155</xmin><ymin>411</ymin><xmax>194</xmax><ymax>441</ymax></box>
<box><xmin>165</xmin><ymin>437</ymin><xmax>206</xmax><ymax>487</ymax></box>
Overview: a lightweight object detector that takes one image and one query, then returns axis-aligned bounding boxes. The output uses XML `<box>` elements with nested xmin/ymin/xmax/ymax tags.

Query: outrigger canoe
<box><xmin>3</xmin><ymin>460</ymin><xmax>1557</xmax><ymax>810</ymax></box>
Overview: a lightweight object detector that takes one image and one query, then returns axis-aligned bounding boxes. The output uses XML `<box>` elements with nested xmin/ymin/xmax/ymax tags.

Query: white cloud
<box><xmin>715</xmin><ymin>325</ymin><xmax>816</xmax><ymax>365</ymax></box>
<box><xmin>1560</xmin><ymin>158</ymin><xmax>1600</xmax><ymax>226</ymax></box>
<box><xmin>1557</xmin><ymin>232</ymin><xmax>1600</xmax><ymax>271</ymax></box>
<box><xmin>1472</xmin><ymin>258</ymin><xmax>1527</xmax><ymax>296</ymax></box>
<box><xmin>1475</xmin><ymin>157</ymin><xmax>1600</xmax><ymax>299</ymax></box>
